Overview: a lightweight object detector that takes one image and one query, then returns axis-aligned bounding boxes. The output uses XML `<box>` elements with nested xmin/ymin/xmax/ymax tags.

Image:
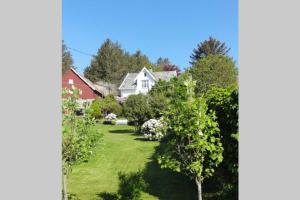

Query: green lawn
<box><xmin>68</xmin><ymin>124</ymin><xmax>196</xmax><ymax>200</ymax></box>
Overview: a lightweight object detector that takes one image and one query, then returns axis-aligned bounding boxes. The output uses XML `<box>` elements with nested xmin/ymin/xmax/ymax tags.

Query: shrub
<box><xmin>90</xmin><ymin>98</ymin><xmax>102</xmax><ymax>119</ymax></box>
<box><xmin>117</xmin><ymin>171</ymin><xmax>147</xmax><ymax>200</ymax></box>
<box><xmin>62</xmin><ymin>88</ymin><xmax>103</xmax><ymax>199</ymax></box>
<box><xmin>141</xmin><ymin>118</ymin><xmax>166</xmax><ymax>141</ymax></box>
<box><xmin>105</xmin><ymin>113</ymin><xmax>117</xmax><ymax>121</ymax></box>
<box><xmin>101</xmin><ymin>94</ymin><xmax>122</xmax><ymax>116</ymax></box>
<box><xmin>204</xmin><ymin>85</ymin><xmax>238</xmax><ymax>200</ymax></box>
<box><xmin>148</xmin><ymin>93</ymin><xmax>168</xmax><ymax>118</ymax></box>
<box><xmin>103</xmin><ymin>113</ymin><xmax>117</xmax><ymax>125</ymax></box>
<box><xmin>122</xmin><ymin>94</ymin><xmax>153</xmax><ymax>132</ymax></box>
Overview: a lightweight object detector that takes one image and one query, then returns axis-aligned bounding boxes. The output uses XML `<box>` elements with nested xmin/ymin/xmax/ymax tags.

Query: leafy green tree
<box><xmin>123</xmin><ymin>94</ymin><xmax>153</xmax><ymax>132</ymax></box>
<box><xmin>157</xmin><ymin>76</ymin><xmax>223</xmax><ymax>200</ymax></box>
<box><xmin>205</xmin><ymin>86</ymin><xmax>238</xmax><ymax>200</ymax></box>
<box><xmin>90</xmin><ymin>97</ymin><xmax>103</xmax><ymax>119</ymax></box>
<box><xmin>188</xmin><ymin>55</ymin><xmax>238</xmax><ymax>95</ymax></box>
<box><xmin>62</xmin><ymin>40</ymin><xmax>74</xmax><ymax>74</ymax></box>
<box><xmin>100</xmin><ymin>94</ymin><xmax>122</xmax><ymax>116</ymax></box>
<box><xmin>190</xmin><ymin>37</ymin><xmax>230</xmax><ymax>64</ymax></box>
<box><xmin>148</xmin><ymin>93</ymin><xmax>168</xmax><ymax>119</ymax></box>
<box><xmin>62</xmin><ymin>87</ymin><xmax>102</xmax><ymax>200</ymax></box>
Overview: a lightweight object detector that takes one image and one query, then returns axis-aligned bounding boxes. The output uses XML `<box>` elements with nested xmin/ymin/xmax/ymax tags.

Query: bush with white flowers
<box><xmin>105</xmin><ymin>113</ymin><xmax>117</xmax><ymax>121</ymax></box>
<box><xmin>141</xmin><ymin>118</ymin><xmax>166</xmax><ymax>141</ymax></box>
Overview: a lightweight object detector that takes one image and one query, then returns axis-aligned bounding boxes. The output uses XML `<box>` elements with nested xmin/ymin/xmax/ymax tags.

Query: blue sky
<box><xmin>63</xmin><ymin>0</ymin><xmax>238</xmax><ymax>74</ymax></box>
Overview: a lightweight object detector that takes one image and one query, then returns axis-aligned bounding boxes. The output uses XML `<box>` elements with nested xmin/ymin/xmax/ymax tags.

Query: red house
<box><xmin>62</xmin><ymin>68</ymin><xmax>103</xmax><ymax>103</ymax></box>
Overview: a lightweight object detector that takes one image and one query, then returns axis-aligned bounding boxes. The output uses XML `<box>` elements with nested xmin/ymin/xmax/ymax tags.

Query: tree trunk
<box><xmin>62</xmin><ymin>173</ymin><xmax>68</xmax><ymax>200</ymax></box>
<box><xmin>196</xmin><ymin>178</ymin><xmax>202</xmax><ymax>200</ymax></box>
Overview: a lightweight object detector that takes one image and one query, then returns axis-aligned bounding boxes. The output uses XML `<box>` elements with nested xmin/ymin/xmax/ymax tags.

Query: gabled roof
<box><xmin>119</xmin><ymin>67</ymin><xmax>177</xmax><ymax>90</ymax></box>
<box><xmin>69</xmin><ymin>68</ymin><xmax>104</xmax><ymax>96</ymax></box>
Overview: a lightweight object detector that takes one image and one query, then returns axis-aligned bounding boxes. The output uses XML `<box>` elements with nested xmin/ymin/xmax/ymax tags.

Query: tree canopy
<box><xmin>62</xmin><ymin>40</ymin><xmax>74</xmax><ymax>74</ymax></box>
<box><xmin>84</xmin><ymin>39</ymin><xmax>153</xmax><ymax>85</ymax></box>
<box><xmin>188</xmin><ymin>55</ymin><xmax>238</xmax><ymax>95</ymax></box>
<box><xmin>157</xmin><ymin>75</ymin><xmax>223</xmax><ymax>200</ymax></box>
<box><xmin>190</xmin><ymin>37</ymin><xmax>230</xmax><ymax>64</ymax></box>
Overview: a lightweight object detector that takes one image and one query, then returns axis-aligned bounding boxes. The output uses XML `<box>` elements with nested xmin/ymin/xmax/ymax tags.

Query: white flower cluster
<box><xmin>105</xmin><ymin>113</ymin><xmax>117</xmax><ymax>121</ymax></box>
<box><xmin>141</xmin><ymin>119</ymin><xmax>166</xmax><ymax>141</ymax></box>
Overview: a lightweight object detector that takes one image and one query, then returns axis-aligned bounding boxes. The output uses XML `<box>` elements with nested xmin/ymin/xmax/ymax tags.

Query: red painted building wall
<box><xmin>62</xmin><ymin>68</ymin><xmax>100</xmax><ymax>99</ymax></box>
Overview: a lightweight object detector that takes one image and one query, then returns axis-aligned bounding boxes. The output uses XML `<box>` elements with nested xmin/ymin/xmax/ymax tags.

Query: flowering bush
<box><xmin>141</xmin><ymin>118</ymin><xmax>166</xmax><ymax>141</ymax></box>
<box><xmin>105</xmin><ymin>113</ymin><xmax>117</xmax><ymax>121</ymax></box>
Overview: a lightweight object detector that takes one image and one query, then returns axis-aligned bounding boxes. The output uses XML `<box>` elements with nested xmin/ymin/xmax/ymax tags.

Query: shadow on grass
<box><xmin>133</xmin><ymin>137</ymin><xmax>149</xmax><ymax>142</ymax></box>
<box><xmin>142</xmin><ymin>143</ymin><xmax>197</xmax><ymax>200</ymax></box>
<box><xmin>96</xmin><ymin>192</ymin><xmax>119</xmax><ymax>200</ymax></box>
<box><xmin>109</xmin><ymin>129</ymin><xmax>135</xmax><ymax>134</ymax></box>
<box><xmin>96</xmin><ymin>139</ymin><xmax>197</xmax><ymax>200</ymax></box>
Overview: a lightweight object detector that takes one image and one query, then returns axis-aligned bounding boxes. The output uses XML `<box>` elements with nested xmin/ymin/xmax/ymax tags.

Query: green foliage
<box><xmin>84</xmin><ymin>39</ymin><xmax>153</xmax><ymax>85</ymax></box>
<box><xmin>100</xmin><ymin>94</ymin><xmax>122</xmax><ymax>116</ymax></box>
<box><xmin>148</xmin><ymin>93</ymin><xmax>168</xmax><ymax>118</ymax></box>
<box><xmin>90</xmin><ymin>98</ymin><xmax>103</xmax><ymax>119</ymax></box>
<box><xmin>62</xmin><ymin>40</ymin><xmax>74</xmax><ymax>74</ymax></box>
<box><xmin>188</xmin><ymin>55</ymin><xmax>238</xmax><ymax>95</ymax></box>
<box><xmin>62</xmin><ymin>88</ymin><xmax>103</xmax><ymax>174</ymax></box>
<box><xmin>117</xmin><ymin>171</ymin><xmax>147</xmax><ymax>200</ymax></box>
<box><xmin>122</xmin><ymin>94</ymin><xmax>153</xmax><ymax>131</ymax></box>
<box><xmin>190</xmin><ymin>36</ymin><xmax>230</xmax><ymax>64</ymax></box>
<box><xmin>157</xmin><ymin>76</ymin><xmax>223</xmax><ymax>199</ymax></box>
<box><xmin>205</xmin><ymin>86</ymin><xmax>238</xmax><ymax>200</ymax></box>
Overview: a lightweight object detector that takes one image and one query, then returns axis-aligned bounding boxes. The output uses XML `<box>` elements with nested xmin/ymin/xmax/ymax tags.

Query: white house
<box><xmin>118</xmin><ymin>67</ymin><xmax>177</xmax><ymax>97</ymax></box>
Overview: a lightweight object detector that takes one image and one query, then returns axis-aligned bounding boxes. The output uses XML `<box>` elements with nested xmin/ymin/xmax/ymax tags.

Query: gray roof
<box><xmin>153</xmin><ymin>71</ymin><xmax>177</xmax><ymax>81</ymax></box>
<box><xmin>119</xmin><ymin>69</ymin><xmax>177</xmax><ymax>89</ymax></box>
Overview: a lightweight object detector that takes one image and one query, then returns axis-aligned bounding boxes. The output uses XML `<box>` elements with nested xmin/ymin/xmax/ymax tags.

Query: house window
<box><xmin>144</xmin><ymin>72</ymin><xmax>147</xmax><ymax>77</ymax></box>
<box><xmin>142</xmin><ymin>80</ymin><xmax>149</xmax><ymax>88</ymax></box>
<box><xmin>68</xmin><ymin>79</ymin><xmax>74</xmax><ymax>84</ymax></box>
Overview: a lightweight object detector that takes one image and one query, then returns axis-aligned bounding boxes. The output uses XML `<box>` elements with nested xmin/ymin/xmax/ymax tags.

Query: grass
<box><xmin>68</xmin><ymin>124</ymin><xmax>196</xmax><ymax>200</ymax></box>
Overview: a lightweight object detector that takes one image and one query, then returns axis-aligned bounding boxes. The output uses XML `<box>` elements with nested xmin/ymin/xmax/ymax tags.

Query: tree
<box><xmin>205</xmin><ymin>86</ymin><xmax>238</xmax><ymax>200</ymax></box>
<box><xmin>163</xmin><ymin>64</ymin><xmax>181</xmax><ymax>75</ymax></box>
<box><xmin>131</xmin><ymin>50</ymin><xmax>153</xmax><ymax>70</ymax></box>
<box><xmin>62</xmin><ymin>87</ymin><xmax>102</xmax><ymax>200</ymax></box>
<box><xmin>84</xmin><ymin>39</ymin><xmax>125</xmax><ymax>84</ymax></box>
<box><xmin>122</xmin><ymin>94</ymin><xmax>153</xmax><ymax>132</ymax></box>
<box><xmin>90</xmin><ymin>97</ymin><xmax>103</xmax><ymax>119</ymax></box>
<box><xmin>188</xmin><ymin>55</ymin><xmax>238</xmax><ymax>95</ymax></box>
<box><xmin>100</xmin><ymin>94</ymin><xmax>122</xmax><ymax>116</ymax></box>
<box><xmin>190</xmin><ymin>37</ymin><xmax>230</xmax><ymax>64</ymax></box>
<box><xmin>84</xmin><ymin>39</ymin><xmax>154</xmax><ymax>85</ymax></box>
<box><xmin>148</xmin><ymin>93</ymin><xmax>168</xmax><ymax>119</ymax></box>
<box><xmin>157</xmin><ymin>76</ymin><xmax>223</xmax><ymax>200</ymax></box>
<box><xmin>62</xmin><ymin>40</ymin><xmax>74</xmax><ymax>74</ymax></box>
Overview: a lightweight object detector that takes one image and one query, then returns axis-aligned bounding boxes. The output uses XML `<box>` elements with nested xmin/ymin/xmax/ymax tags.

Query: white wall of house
<box><xmin>120</xmin><ymin>89</ymin><xmax>136</xmax><ymax>97</ymax></box>
<box><xmin>135</xmin><ymin>68</ymin><xmax>155</xmax><ymax>95</ymax></box>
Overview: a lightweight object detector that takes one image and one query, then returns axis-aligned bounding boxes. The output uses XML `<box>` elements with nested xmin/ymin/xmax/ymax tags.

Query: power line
<box><xmin>67</xmin><ymin>46</ymin><xmax>95</xmax><ymax>57</ymax></box>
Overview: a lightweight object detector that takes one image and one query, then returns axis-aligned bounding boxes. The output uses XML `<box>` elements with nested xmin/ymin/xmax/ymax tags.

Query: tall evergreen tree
<box><xmin>190</xmin><ymin>37</ymin><xmax>230</xmax><ymax>64</ymax></box>
<box><xmin>130</xmin><ymin>50</ymin><xmax>153</xmax><ymax>71</ymax></box>
<box><xmin>84</xmin><ymin>39</ymin><xmax>153</xmax><ymax>85</ymax></box>
<box><xmin>62</xmin><ymin>40</ymin><xmax>74</xmax><ymax>74</ymax></box>
<box><xmin>84</xmin><ymin>39</ymin><xmax>125</xmax><ymax>84</ymax></box>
